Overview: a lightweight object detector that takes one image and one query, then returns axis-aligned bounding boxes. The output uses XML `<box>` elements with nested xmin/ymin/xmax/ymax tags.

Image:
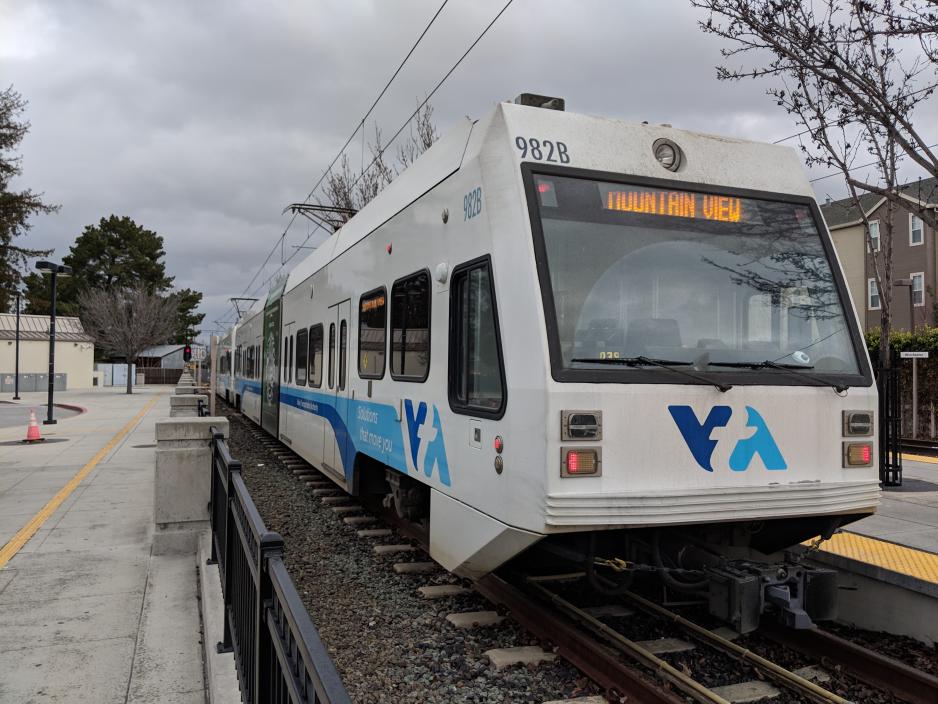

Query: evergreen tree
<box><xmin>170</xmin><ymin>287</ymin><xmax>205</xmax><ymax>343</ymax></box>
<box><xmin>0</xmin><ymin>86</ymin><xmax>57</xmax><ymax>311</ymax></box>
<box><xmin>24</xmin><ymin>215</ymin><xmax>174</xmax><ymax>316</ymax></box>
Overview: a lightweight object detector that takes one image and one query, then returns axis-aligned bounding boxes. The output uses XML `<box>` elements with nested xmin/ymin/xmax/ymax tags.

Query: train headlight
<box><xmin>843</xmin><ymin>442</ymin><xmax>873</xmax><ymax>468</ymax></box>
<box><xmin>843</xmin><ymin>410</ymin><xmax>873</xmax><ymax>436</ymax></box>
<box><xmin>561</xmin><ymin>411</ymin><xmax>602</xmax><ymax>441</ymax></box>
<box><xmin>652</xmin><ymin>138</ymin><xmax>683</xmax><ymax>172</ymax></box>
<box><xmin>561</xmin><ymin>447</ymin><xmax>602</xmax><ymax>477</ymax></box>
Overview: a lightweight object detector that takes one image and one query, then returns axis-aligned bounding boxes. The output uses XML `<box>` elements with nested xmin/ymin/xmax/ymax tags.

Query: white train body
<box><xmin>216</xmin><ymin>324</ymin><xmax>238</xmax><ymax>403</ymax></box>
<box><xmin>227</xmin><ymin>99</ymin><xmax>879</xmax><ymax>582</ymax></box>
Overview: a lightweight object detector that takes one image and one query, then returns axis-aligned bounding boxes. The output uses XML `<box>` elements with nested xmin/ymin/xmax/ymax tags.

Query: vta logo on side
<box><xmin>668</xmin><ymin>405</ymin><xmax>787</xmax><ymax>472</ymax></box>
<box><xmin>403</xmin><ymin>400</ymin><xmax>451</xmax><ymax>486</ymax></box>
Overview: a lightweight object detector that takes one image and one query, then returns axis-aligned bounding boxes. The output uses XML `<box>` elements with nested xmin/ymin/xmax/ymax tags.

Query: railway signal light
<box><xmin>183</xmin><ymin>343</ymin><xmax>192</xmax><ymax>362</ymax></box>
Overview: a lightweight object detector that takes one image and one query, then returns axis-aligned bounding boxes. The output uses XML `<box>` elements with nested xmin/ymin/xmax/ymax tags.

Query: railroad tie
<box><xmin>581</xmin><ymin>604</ymin><xmax>633</xmax><ymax>619</ymax></box>
<box><xmin>331</xmin><ymin>505</ymin><xmax>360</xmax><ymax>515</ymax></box>
<box><xmin>710</xmin><ymin>681</ymin><xmax>780</xmax><ymax>703</ymax></box>
<box><xmin>791</xmin><ymin>666</ymin><xmax>831</xmax><ymax>684</ymax></box>
<box><xmin>483</xmin><ymin>646</ymin><xmax>555</xmax><ymax>670</ymax></box>
<box><xmin>322</xmin><ymin>496</ymin><xmax>353</xmax><ymax>505</ymax></box>
<box><xmin>445</xmin><ymin>611</ymin><xmax>504</xmax><ymax>629</ymax></box>
<box><xmin>312</xmin><ymin>488</ymin><xmax>340</xmax><ymax>496</ymax></box>
<box><xmin>356</xmin><ymin>528</ymin><xmax>393</xmax><ymax>538</ymax></box>
<box><xmin>635</xmin><ymin>637</ymin><xmax>695</xmax><ymax>655</ymax></box>
<box><xmin>540</xmin><ymin>697</ymin><xmax>609</xmax><ymax>704</ymax></box>
<box><xmin>392</xmin><ymin>561</ymin><xmax>437</xmax><ymax>575</ymax></box>
<box><xmin>417</xmin><ymin>584</ymin><xmax>471</xmax><ymax>599</ymax></box>
<box><xmin>373</xmin><ymin>544</ymin><xmax>416</xmax><ymax>555</ymax></box>
<box><xmin>343</xmin><ymin>515</ymin><xmax>376</xmax><ymax>525</ymax></box>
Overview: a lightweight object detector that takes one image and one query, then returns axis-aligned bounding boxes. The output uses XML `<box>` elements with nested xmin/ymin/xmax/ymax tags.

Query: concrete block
<box><xmin>445</xmin><ymin>610</ymin><xmax>504</xmax><ymax>629</ymax></box>
<box><xmin>710</xmin><ymin>681</ymin><xmax>780</xmax><ymax>703</ymax></box>
<box><xmin>417</xmin><ymin>584</ymin><xmax>471</xmax><ymax>599</ymax></box>
<box><xmin>169</xmin><ymin>394</ymin><xmax>209</xmax><ymax>418</ymax></box>
<box><xmin>357</xmin><ymin>529</ymin><xmax>393</xmax><ymax>538</ymax></box>
<box><xmin>154</xmin><ymin>418</ymin><xmax>228</xmax><ymax>536</ymax></box>
<box><xmin>175</xmin><ymin>386</ymin><xmax>198</xmax><ymax>395</ymax></box>
<box><xmin>373</xmin><ymin>544</ymin><xmax>416</xmax><ymax>555</ymax></box>
<box><xmin>484</xmin><ymin>646</ymin><xmax>556</xmax><ymax>669</ymax></box>
<box><xmin>636</xmin><ymin>637</ymin><xmax>695</xmax><ymax>654</ymax></box>
<box><xmin>392</xmin><ymin>562</ymin><xmax>437</xmax><ymax>575</ymax></box>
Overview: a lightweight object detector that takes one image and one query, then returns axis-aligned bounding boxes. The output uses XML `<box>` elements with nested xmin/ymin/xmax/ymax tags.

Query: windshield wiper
<box><xmin>571</xmin><ymin>356</ymin><xmax>732</xmax><ymax>392</ymax></box>
<box><xmin>708</xmin><ymin>359</ymin><xmax>849</xmax><ymax>393</ymax></box>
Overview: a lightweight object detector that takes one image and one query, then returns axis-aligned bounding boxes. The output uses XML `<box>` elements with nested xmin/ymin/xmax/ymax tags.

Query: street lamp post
<box><xmin>35</xmin><ymin>261</ymin><xmax>72</xmax><ymax>425</ymax></box>
<box><xmin>13</xmin><ymin>291</ymin><xmax>21</xmax><ymax>400</ymax></box>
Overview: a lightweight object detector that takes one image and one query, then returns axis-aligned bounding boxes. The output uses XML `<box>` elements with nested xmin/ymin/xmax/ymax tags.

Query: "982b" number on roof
<box><xmin>515</xmin><ymin>136</ymin><xmax>569</xmax><ymax>163</ymax></box>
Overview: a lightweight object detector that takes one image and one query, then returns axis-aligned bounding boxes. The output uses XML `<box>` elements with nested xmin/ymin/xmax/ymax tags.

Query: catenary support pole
<box><xmin>13</xmin><ymin>292</ymin><xmax>21</xmax><ymax>400</ymax></box>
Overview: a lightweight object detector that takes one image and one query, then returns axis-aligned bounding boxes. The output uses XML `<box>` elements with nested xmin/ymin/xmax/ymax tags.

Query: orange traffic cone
<box><xmin>24</xmin><ymin>409</ymin><xmax>44</xmax><ymax>443</ymax></box>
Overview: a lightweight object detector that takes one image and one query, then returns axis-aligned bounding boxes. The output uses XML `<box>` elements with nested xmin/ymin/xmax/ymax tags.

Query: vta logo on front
<box><xmin>668</xmin><ymin>405</ymin><xmax>787</xmax><ymax>472</ymax></box>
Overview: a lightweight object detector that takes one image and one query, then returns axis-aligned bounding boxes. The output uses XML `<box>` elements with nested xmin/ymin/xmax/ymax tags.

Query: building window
<box><xmin>912</xmin><ymin>272</ymin><xmax>925</xmax><ymax>306</ymax></box>
<box><xmin>296</xmin><ymin>328</ymin><xmax>308</xmax><ymax>386</ymax></box>
<box><xmin>868</xmin><ymin>220</ymin><xmax>880</xmax><ymax>252</ymax></box>
<box><xmin>358</xmin><ymin>288</ymin><xmax>387</xmax><ymax>379</ymax></box>
<box><xmin>868</xmin><ymin>278</ymin><xmax>881</xmax><ymax>310</ymax></box>
<box><xmin>449</xmin><ymin>257</ymin><xmax>506</xmax><ymax>417</ymax></box>
<box><xmin>910</xmin><ymin>214</ymin><xmax>924</xmax><ymax>246</ymax></box>
<box><xmin>391</xmin><ymin>270</ymin><xmax>431</xmax><ymax>381</ymax></box>
<box><xmin>309</xmin><ymin>324</ymin><xmax>323</xmax><ymax>387</ymax></box>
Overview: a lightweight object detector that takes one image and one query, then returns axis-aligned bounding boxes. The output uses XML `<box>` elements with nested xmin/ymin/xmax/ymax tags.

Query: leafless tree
<box><xmin>317</xmin><ymin>101</ymin><xmax>439</xmax><ymax>232</ymax></box>
<box><xmin>79</xmin><ymin>286</ymin><xmax>178</xmax><ymax>394</ymax></box>
<box><xmin>693</xmin><ymin>0</ymin><xmax>938</xmax><ymax>366</ymax></box>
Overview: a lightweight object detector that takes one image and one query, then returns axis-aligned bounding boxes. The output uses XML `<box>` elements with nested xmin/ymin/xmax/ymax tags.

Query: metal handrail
<box><xmin>207</xmin><ymin>430</ymin><xmax>350</xmax><ymax>704</ymax></box>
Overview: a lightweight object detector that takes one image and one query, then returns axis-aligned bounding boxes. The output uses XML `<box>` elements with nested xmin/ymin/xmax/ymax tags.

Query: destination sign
<box><xmin>601</xmin><ymin>185</ymin><xmax>744</xmax><ymax>223</ymax></box>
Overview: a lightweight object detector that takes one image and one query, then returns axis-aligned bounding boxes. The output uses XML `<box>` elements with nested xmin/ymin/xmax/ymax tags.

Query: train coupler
<box><xmin>706</xmin><ymin>559</ymin><xmax>837</xmax><ymax>633</ymax></box>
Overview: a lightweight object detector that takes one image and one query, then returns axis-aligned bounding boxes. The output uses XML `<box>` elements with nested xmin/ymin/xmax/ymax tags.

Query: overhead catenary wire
<box><xmin>229</xmin><ymin>0</ymin><xmax>452</xmax><ymax>320</ymax></box>
<box><xmin>809</xmin><ymin>141</ymin><xmax>938</xmax><ymax>183</ymax></box>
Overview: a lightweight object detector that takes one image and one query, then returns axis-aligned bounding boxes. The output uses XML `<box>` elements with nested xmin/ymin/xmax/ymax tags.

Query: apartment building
<box><xmin>822</xmin><ymin>177</ymin><xmax>938</xmax><ymax>332</ymax></box>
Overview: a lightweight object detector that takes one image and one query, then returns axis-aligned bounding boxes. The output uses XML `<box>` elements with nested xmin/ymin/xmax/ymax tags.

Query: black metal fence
<box><xmin>209</xmin><ymin>427</ymin><xmax>351</xmax><ymax>704</ymax></box>
<box><xmin>876</xmin><ymin>364</ymin><xmax>903</xmax><ymax>487</ymax></box>
<box><xmin>140</xmin><ymin>367</ymin><xmax>184</xmax><ymax>385</ymax></box>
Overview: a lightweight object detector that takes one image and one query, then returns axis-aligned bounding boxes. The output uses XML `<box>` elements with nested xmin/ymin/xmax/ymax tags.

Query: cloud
<box><xmin>3</xmin><ymin>0</ymin><xmax>934</xmax><ymax>336</ymax></box>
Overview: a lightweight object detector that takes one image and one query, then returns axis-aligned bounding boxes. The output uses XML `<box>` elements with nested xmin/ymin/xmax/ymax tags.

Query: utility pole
<box><xmin>13</xmin><ymin>291</ymin><xmax>21</xmax><ymax>400</ymax></box>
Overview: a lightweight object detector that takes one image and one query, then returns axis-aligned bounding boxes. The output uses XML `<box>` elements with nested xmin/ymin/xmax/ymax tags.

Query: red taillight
<box><xmin>494</xmin><ymin>436</ymin><xmax>504</xmax><ymax>454</ymax></box>
<box><xmin>564</xmin><ymin>449</ymin><xmax>599</xmax><ymax>476</ymax></box>
<box><xmin>843</xmin><ymin>442</ymin><xmax>873</xmax><ymax>467</ymax></box>
<box><xmin>537</xmin><ymin>182</ymin><xmax>552</xmax><ymax>193</ymax></box>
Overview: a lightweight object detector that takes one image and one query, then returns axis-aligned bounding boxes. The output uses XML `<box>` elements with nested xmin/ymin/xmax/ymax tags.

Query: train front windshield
<box><xmin>530</xmin><ymin>174</ymin><xmax>863</xmax><ymax>380</ymax></box>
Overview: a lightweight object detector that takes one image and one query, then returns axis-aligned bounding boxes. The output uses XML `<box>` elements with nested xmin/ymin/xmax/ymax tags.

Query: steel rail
<box><xmin>617</xmin><ymin>589</ymin><xmax>850</xmax><ymax>704</ymax></box>
<box><xmin>761</xmin><ymin>621</ymin><xmax>938</xmax><ymax>704</ymax></box>
<box><xmin>475</xmin><ymin>574</ymin><xmax>685</xmax><ymax>704</ymax></box>
<box><xmin>524</xmin><ymin>580</ymin><xmax>731</xmax><ymax>703</ymax></box>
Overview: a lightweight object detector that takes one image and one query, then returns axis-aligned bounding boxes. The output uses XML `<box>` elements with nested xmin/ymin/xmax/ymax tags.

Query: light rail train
<box><xmin>217</xmin><ymin>95</ymin><xmax>880</xmax><ymax>632</ymax></box>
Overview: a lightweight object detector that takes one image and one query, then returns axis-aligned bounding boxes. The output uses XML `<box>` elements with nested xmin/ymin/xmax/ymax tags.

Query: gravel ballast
<box><xmin>224</xmin><ymin>408</ymin><xmax>606</xmax><ymax>704</ymax></box>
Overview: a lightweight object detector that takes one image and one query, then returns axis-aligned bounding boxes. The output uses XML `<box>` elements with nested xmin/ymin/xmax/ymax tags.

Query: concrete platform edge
<box><xmin>197</xmin><ymin>529</ymin><xmax>241</xmax><ymax>704</ymax></box>
<box><xmin>800</xmin><ymin>545</ymin><xmax>938</xmax><ymax>599</ymax></box>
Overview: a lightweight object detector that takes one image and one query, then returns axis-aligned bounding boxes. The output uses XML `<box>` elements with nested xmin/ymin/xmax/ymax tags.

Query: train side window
<box><xmin>339</xmin><ymin>320</ymin><xmax>347</xmax><ymax>390</ymax></box>
<box><xmin>328</xmin><ymin>323</ymin><xmax>336</xmax><ymax>389</ymax></box>
<box><xmin>358</xmin><ymin>288</ymin><xmax>387</xmax><ymax>379</ymax></box>
<box><xmin>390</xmin><ymin>270</ymin><xmax>430</xmax><ymax>382</ymax></box>
<box><xmin>283</xmin><ymin>337</ymin><xmax>288</xmax><ymax>382</ymax></box>
<box><xmin>309</xmin><ymin>324</ymin><xmax>323</xmax><ymax>387</ymax></box>
<box><xmin>289</xmin><ymin>335</ymin><xmax>294</xmax><ymax>384</ymax></box>
<box><xmin>449</xmin><ymin>256</ymin><xmax>506</xmax><ymax>418</ymax></box>
<box><xmin>296</xmin><ymin>328</ymin><xmax>308</xmax><ymax>386</ymax></box>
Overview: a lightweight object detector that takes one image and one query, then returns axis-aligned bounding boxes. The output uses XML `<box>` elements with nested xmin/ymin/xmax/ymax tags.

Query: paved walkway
<box><xmin>0</xmin><ymin>387</ymin><xmax>205</xmax><ymax>704</ymax></box>
<box><xmin>847</xmin><ymin>456</ymin><xmax>938</xmax><ymax>554</ymax></box>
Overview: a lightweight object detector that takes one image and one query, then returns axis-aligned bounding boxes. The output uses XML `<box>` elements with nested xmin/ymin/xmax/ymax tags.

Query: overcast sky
<box><xmin>3</xmin><ymin>0</ymin><xmax>935</xmax><ymax>339</ymax></box>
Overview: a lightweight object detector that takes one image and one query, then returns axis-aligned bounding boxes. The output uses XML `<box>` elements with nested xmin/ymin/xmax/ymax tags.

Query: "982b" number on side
<box><xmin>463</xmin><ymin>187</ymin><xmax>482</xmax><ymax>220</ymax></box>
<box><xmin>515</xmin><ymin>136</ymin><xmax>569</xmax><ymax>163</ymax></box>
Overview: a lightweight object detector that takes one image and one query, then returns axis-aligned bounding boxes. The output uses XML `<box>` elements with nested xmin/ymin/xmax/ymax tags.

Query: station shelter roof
<box><xmin>0</xmin><ymin>313</ymin><xmax>94</xmax><ymax>342</ymax></box>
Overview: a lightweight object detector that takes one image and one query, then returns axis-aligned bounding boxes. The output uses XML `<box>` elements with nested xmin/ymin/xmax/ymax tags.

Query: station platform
<box><xmin>0</xmin><ymin>387</ymin><xmax>205</xmax><ymax>703</ymax></box>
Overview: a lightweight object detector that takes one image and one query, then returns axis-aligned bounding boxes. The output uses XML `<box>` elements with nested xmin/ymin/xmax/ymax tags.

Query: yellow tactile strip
<box><xmin>812</xmin><ymin>532</ymin><xmax>938</xmax><ymax>584</ymax></box>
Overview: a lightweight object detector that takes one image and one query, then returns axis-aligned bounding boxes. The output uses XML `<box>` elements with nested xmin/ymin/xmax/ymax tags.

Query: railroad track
<box><xmin>901</xmin><ymin>437</ymin><xmax>938</xmax><ymax>456</ymax></box>
<box><xmin>226</xmin><ymin>402</ymin><xmax>938</xmax><ymax>704</ymax></box>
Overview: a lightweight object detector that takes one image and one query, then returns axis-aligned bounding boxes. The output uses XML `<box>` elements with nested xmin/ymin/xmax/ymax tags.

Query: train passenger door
<box><xmin>325</xmin><ymin>299</ymin><xmax>351</xmax><ymax>480</ymax></box>
<box><xmin>261</xmin><ymin>287</ymin><xmax>283</xmax><ymax>437</ymax></box>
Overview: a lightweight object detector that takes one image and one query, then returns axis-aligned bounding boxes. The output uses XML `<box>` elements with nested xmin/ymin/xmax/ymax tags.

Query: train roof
<box><xmin>280</xmin><ymin>98</ymin><xmax>812</xmax><ymax>296</ymax></box>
